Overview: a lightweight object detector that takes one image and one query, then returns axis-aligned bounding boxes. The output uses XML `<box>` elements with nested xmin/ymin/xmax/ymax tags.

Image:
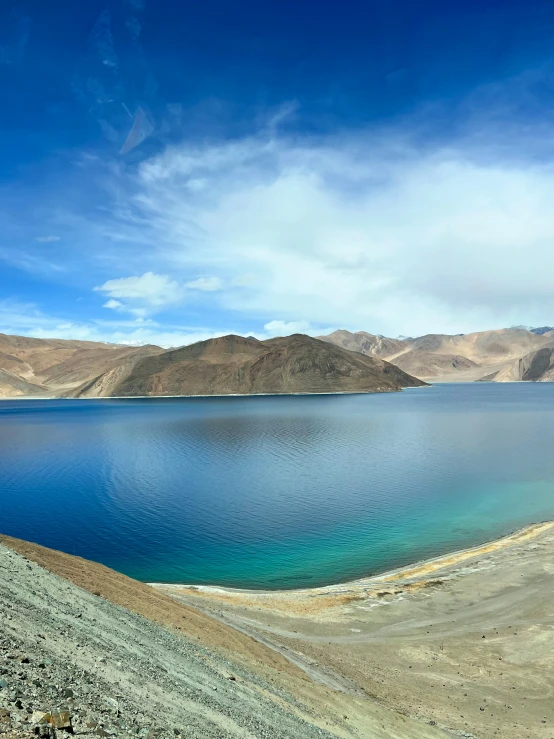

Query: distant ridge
<box><xmin>318</xmin><ymin>327</ymin><xmax>554</xmax><ymax>383</ymax></box>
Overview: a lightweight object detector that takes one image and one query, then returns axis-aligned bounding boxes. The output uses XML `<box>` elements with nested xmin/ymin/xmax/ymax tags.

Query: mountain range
<box><xmin>0</xmin><ymin>332</ymin><xmax>425</xmax><ymax>398</ymax></box>
<box><xmin>0</xmin><ymin>325</ymin><xmax>553</xmax><ymax>399</ymax></box>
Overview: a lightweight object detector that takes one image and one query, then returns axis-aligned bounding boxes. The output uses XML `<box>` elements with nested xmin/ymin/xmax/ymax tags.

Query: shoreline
<box><xmin>0</xmin><ymin>387</ymin><xmax>430</xmax><ymax>401</ymax></box>
<box><xmin>153</xmin><ymin>518</ymin><xmax>554</xmax><ymax>736</ymax></box>
<box><xmin>152</xmin><ymin>519</ymin><xmax>554</xmax><ymax>596</ymax></box>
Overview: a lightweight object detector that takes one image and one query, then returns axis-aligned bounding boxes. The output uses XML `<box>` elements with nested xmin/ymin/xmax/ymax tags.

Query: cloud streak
<box><xmin>34</xmin><ymin>235</ymin><xmax>61</xmax><ymax>243</ymax></box>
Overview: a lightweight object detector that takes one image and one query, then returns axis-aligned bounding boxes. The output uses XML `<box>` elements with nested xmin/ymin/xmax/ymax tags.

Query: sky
<box><xmin>2</xmin><ymin>0</ymin><xmax>554</xmax><ymax>347</ymax></box>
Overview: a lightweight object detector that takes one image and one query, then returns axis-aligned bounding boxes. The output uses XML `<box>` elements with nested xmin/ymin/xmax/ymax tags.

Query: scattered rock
<box><xmin>102</xmin><ymin>696</ymin><xmax>118</xmax><ymax>713</ymax></box>
<box><xmin>31</xmin><ymin>710</ymin><xmax>51</xmax><ymax>725</ymax></box>
<box><xmin>50</xmin><ymin>709</ymin><xmax>72</xmax><ymax>731</ymax></box>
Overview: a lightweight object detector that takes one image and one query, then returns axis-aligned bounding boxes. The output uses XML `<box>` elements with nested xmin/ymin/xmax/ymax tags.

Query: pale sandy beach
<box><xmin>155</xmin><ymin>521</ymin><xmax>554</xmax><ymax>739</ymax></box>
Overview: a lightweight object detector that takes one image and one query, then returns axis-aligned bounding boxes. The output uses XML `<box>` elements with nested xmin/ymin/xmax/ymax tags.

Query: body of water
<box><xmin>1</xmin><ymin>384</ymin><xmax>554</xmax><ymax>589</ymax></box>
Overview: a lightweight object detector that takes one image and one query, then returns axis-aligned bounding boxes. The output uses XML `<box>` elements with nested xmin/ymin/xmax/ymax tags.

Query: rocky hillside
<box><xmin>0</xmin><ymin>334</ymin><xmax>163</xmax><ymax>397</ymax></box>
<box><xmin>319</xmin><ymin>327</ymin><xmax>554</xmax><ymax>383</ymax></box>
<box><xmin>68</xmin><ymin>334</ymin><xmax>426</xmax><ymax>398</ymax></box>
<box><xmin>480</xmin><ymin>345</ymin><xmax>554</xmax><ymax>382</ymax></box>
<box><xmin>0</xmin><ymin>535</ymin><xmax>445</xmax><ymax>738</ymax></box>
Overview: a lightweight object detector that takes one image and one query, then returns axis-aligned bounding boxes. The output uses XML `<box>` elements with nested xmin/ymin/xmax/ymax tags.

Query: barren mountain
<box><xmin>319</xmin><ymin>327</ymin><xmax>554</xmax><ymax>382</ymax></box>
<box><xmin>0</xmin><ymin>333</ymin><xmax>163</xmax><ymax>397</ymax></box>
<box><xmin>410</xmin><ymin>328</ymin><xmax>550</xmax><ymax>363</ymax></box>
<box><xmin>68</xmin><ymin>334</ymin><xmax>426</xmax><ymax>398</ymax></box>
<box><xmin>3</xmin><ymin>326</ymin><xmax>553</xmax><ymax>395</ymax></box>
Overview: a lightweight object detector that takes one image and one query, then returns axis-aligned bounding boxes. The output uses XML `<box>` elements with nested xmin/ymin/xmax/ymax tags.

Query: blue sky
<box><xmin>2</xmin><ymin>0</ymin><xmax>554</xmax><ymax>346</ymax></box>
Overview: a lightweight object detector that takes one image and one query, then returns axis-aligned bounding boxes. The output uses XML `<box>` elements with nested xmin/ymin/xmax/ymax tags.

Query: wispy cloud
<box><xmin>0</xmin><ymin>246</ymin><xmax>66</xmax><ymax>275</ymax></box>
<box><xmin>185</xmin><ymin>276</ymin><xmax>222</xmax><ymax>291</ymax></box>
<box><xmin>34</xmin><ymin>235</ymin><xmax>61</xmax><ymax>243</ymax></box>
<box><xmin>95</xmin><ymin>115</ymin><xmax>554</xmax><ymax>336</ymax></box>
<box><xmin>6</xmin><ymin>68</ymin><xmax>554</xmax><ymax>340</ymax></box>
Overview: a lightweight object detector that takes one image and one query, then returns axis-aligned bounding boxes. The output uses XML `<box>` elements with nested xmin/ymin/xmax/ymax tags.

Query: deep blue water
<box><xmin>1</xmin><ymin>384</ymin><xmax>554</xmax><ymax>589</ymax></box>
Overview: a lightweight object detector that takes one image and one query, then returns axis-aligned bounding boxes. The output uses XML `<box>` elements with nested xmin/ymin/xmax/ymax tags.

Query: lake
<box><xmin>1</xmin><ymin>384</ymin><xmax>554</xmax><ymax>589</ymax></box>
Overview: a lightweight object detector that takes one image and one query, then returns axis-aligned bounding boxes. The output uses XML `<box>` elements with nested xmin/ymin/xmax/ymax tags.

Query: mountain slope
<box><xmin>69</xmin><ymin>334</ymin><xmax>426</xmax><ymax>398</ymax></box>
<box><xmin>390</xmin><ymin>351</ymin><xmax>479</xmax><ymax>378</ymax></box>
<box><xmin>0</xmin><ymin>368</ymin><xmax>49</xmax><ymax>397</ymax></box>
<box><xmin>0</xmin><ymin>333</ymin><xmax>163</xmax><ymax>396</ymax></box>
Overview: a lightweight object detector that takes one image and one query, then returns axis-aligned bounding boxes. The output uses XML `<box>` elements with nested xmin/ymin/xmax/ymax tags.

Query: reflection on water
<box><xmin>1</xmin><ymin>385</ymin><xmax>554</xmax><ymax>589</ymax></box>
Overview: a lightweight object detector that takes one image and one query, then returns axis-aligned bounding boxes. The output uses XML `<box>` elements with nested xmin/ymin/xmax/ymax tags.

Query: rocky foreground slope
<box><xmin>67</xmin><ymin>334</ymin><xmax>425</xmax><ymax>398</ymax></box>
<box><xmin>0</xmin><ymin>536</ymin><xmax>446</xmax><ymax>739</ymax></box>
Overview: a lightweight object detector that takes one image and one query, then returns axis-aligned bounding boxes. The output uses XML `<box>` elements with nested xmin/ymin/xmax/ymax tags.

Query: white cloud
<box><xmin>10</xmin><ymin>79</ymin><xmax>554</xmax><ymax>339</ymax></box>
<box><xmin>34</xmin><ymin>235</ymin><xmax>61</xmax><ymax>243</ymax></box>
<box><xmin>263</xmin><ymin>320</ymin><xmax>310</xmax><ymax>336</ymax></box>
<box><xmin>103</xmin><ymin>299</ymin><xmax>123</xmax><ymax>309</ymax></box>
<box><xmin>109</xmin><ymin>127</ymin><xmax>554</xmax><ymax>336</ymax></box>
<box><xmin>185</xmin><ymin>276</ymin><xmax>222</xmax><ymax>291</ymax></box>
<box><xmin>94</xmin><ymin>272</ymin><xmax>183</xmax><ymax>312</ymax></box>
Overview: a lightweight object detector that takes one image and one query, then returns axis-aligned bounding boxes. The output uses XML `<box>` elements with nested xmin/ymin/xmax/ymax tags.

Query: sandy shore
<box><xmin>155</xmin><ymin>520</ymin><xmax>554</xmax><ymax>738</ymax></box>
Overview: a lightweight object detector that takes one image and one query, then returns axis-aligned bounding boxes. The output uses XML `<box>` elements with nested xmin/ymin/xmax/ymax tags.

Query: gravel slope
<box><xmin>0</xmin><ymin>539</ymin><xmax>449</xmax><ymax>739</ymax></box>
<box><xmin>0</xmin><ymin>542</ymin><xmax>340</xmax><ymax>738</ymax></box>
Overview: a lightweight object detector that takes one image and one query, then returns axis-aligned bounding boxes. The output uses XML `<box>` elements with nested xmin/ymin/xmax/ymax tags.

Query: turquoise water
<box><xmin>1</xmin><ymin>384</ymin><xmax>554</xmax><ymax>589</ymax></box>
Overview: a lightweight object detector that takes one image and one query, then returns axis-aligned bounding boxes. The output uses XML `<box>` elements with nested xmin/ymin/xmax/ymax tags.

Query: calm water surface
<box><xmin>1</xmin><ymin>384</ymin><xmax>554</xmax><ymax>589</ymax></box>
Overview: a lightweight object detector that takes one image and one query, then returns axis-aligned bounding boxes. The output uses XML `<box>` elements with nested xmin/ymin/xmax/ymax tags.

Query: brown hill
<box><xmin>0</xmin><ymin>333</ymin><xmax>163</xmax><ymax>397</ymax></box>
<box><xmin>68</xmin><ymin>334</ymin><xmax>426</xmax><ymax>398</ymax></box>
